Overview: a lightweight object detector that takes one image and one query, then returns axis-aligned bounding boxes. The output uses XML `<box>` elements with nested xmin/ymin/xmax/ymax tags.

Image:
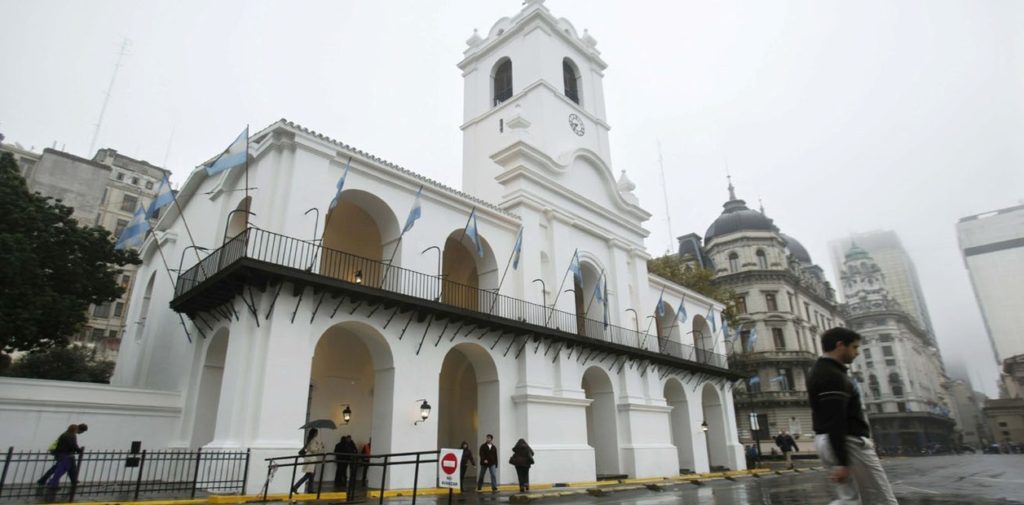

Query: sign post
<box><xmin>438</xmin><ymin>448</ymin><xmax>461</xmax><ymax>496</ymax></box>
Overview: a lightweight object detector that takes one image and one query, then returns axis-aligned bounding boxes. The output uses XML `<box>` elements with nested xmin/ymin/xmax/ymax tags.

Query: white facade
<box><xmin>110</xmin><ymin>1</ymin><xmax>743</xmax><ymax>494</ymax></box>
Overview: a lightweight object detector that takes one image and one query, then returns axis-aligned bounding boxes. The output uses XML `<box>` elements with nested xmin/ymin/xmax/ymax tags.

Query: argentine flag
<box><xmin>656</xmin><ymin>288</ymin><xmax>666</xmax><ymax>317</ymax></box>
<box><xmin>115</xmin><ymin>207</ymin><xmax>151</xmax><ymax>250</ymax></box>
<box><xmin>511</xmin><ymin>227</ymin><xmax>523</xmax><ymax>270</ymax></box>
<box><xmin>745</xmin><ymin>326</ymin><xmax>759</xmax><ymax>352</ymax></box>
<box><xmin>706</xmin><ymin>307</ymin><xmax>717</xmax><ymax>333</ymax></box>
<box><xmin>568</xmin><ymin>250</ymin><xmax>582</xmax><ymax>284</ymax></box>
<box><xmin>676</xmin><ymin>298</ymin><xmax>687</xmax><ymax>323</ymax></box>
<box><xmin>146</xmin><ymin>175</ymin><xmax>174</xmax><ymax>220</ymax></box>
<box><xmin>205</xmin><ymin>127</ymin><xmax>248</xmax><ymax>176</ymax></box>
<box><xmin>402</xmin><ymin>186</ymin><xmax>423</xmax><ymax>234</ymax></box>
<box><xmin>329</xmin><ymin>157</ymin><xmax>351</xmax><ymax>210</ymax></box>
<box><xmin>465</xmin><ymin>208</ymin><xmax>484</xmax><ymax>257</ymax></box>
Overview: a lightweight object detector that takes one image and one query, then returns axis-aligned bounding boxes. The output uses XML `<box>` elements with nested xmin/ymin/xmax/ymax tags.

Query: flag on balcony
<box><xmin>464</xmin><ymin>208</ymin><xmax>484</xmax><ymax>257</ymax></box>
<box><xmin>511</xmin><ymin>227</ymin><xmax>523</xmax><ymax>270</ymax></box>
<box><xmin>656</xmin><ymin>288</ymin><xmax>666</xmax><ymax>317</ymax></box>
<box><xmin>146</xmin><ymin>175</ymin><xmax>174</xmax><ymax>220</ymax></box>
<box><xmin>115</xmin><ymin>207</ymin><xmax>151</xmax><ymax>250</ymax></box>
<box><xmin>205</xmin><ymin>127</ymin><xmax>248</xmax><ymax>176</ymax></box>
<box><xmin>748</xmin><ymin>375</ymin><xmax>761</xmax><ymax>387</ymax></box>
<box><xmin>329</xmin><ymin>156</ymin><xmax>351</xmax><ymax>210</ymax></box>
<box><xmin>568</xmin><ymin>249</ymin><xmax>582</xmax><ymax>283</ymax></box>
<box><xmin>706</xmin><ymin>306</ymin><xmax>717</xmax><ymax>333</ymax></box>
<box><xmin>721</xmin><ymin>316</ymin><xmax>730</xmax><ymax>339</ymax></box>
<box><xmin>770</xmin><ymin>374</ymin><xmax>788</xmax><ymax>390</ymax></box>
<box><xmin>745</xmin><ymin>326</ymin><xmax>758</xmax><ymax>352</ymax></box>
<box><xmin>601</xmin><ymin>275</ymin><xmax>609</xmax><ymax>329</ymax></box>
<box><xmin>402</xmin><ymin>186</ymin><xmax>423</xmax><ymax>234</ymax></box>
<box><xmin>676</xmin><ymin>297</ymin><xmax>687</xmax><ymax>323</ymax></box>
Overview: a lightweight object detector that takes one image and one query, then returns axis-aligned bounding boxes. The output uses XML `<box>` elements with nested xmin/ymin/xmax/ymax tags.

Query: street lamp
<box><xmin>414</xmin><ymin>399</ymin><xmax>431</xmax><ymax>425</ymax></box>
<box><xmin>701</xmin><ymin>420</ymin><xmax>709</xmax><ymax>433</ymax></box>
<box><xmin>341</xmin><ymin>404</ymin><xmax>352</xmax><ymax>424</ymax></box>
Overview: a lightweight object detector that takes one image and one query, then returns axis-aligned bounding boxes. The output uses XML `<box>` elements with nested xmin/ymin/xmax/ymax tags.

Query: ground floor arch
<box><xmin>701</xmin><ymin>384</ymin><xmax>729</xmax><ymax>469</ymax></box>
<box><xmin>191</xmin><ymin>328</ymin><xmax>229</xmax><ymax>447</ymax></box>
<box><xmin>582</xmin><ymin>366</ymin><xmax>619</xmax><ymax>476</ymax></box>
<box><xmin>664</xmin><ymin>378</ymin><xmax>695</xmax><ymax>472</ymax></box>
<box><xmin>437</xmin><ymin>343</ymin><xmax>500</xmax><ymax>480</ymax></box>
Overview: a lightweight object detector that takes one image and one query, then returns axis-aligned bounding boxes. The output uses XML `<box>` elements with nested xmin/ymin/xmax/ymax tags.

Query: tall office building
<box><xmin>829</xmin><ymin>231</ymin><xmax>936</xmax><ymax>342</ymax></box>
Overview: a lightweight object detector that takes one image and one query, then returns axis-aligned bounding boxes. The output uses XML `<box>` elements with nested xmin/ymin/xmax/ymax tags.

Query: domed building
<box><xmin>678</xmin><ymin>179</ymin><xmax>842</xmax><ymax>456</ymax></box>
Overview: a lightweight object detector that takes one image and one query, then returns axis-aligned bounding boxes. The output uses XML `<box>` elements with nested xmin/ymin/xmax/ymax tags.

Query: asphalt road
<box><xmin>378</xmin><ymin>454</ymin><xmax>1024</xmax><ymax>505</ymax></box>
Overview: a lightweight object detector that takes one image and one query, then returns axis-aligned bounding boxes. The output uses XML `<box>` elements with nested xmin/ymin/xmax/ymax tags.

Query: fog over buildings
<box><xmin>2</xmin><ymin>0</ymin><xmax>1022</xmax><ymax>396</ymax></box>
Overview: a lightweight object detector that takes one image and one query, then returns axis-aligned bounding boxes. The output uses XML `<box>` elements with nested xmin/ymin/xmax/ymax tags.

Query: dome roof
<box><xmin>844</xmin><ymin>242</ymin><xmax>871</xmax><ymax>261</ymax></box>
<box><xmin>781</xmin><ymin>233</ymin><xmax>813</xmax><ymax>264</ymax></box>
<box><xmin>704</xmin><ymin>194</ymin><xmax>777</xmax><ymax>243</ymax></box>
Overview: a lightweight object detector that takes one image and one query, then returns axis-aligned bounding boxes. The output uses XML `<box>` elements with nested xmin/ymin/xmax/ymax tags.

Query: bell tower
<box><xmin>458</xmin><ymin>0</ymin><xmax>613</xmax><ymax>205</ymax></box>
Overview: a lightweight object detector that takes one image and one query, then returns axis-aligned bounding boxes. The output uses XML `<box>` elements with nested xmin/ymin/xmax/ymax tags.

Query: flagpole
<box><xmin>584</xmin><ymin>269</ymin><xmax>605</xmax><ymax>313</ymax></box>
<box><xmin>244</xmin><ymin>124</ymin><xmax>250</xmax><ymax>230</ymax></box>
<box><xmin>546</xmin><ymin>249</ymin><xmax>577</xmax><ymax>326</ymax></box>
<box><xmin>148</xmin><ymin>232</ymin><xmax>195</xmax><ymax>343</ymax></box>
<box><xmin>487</xmin><ymin>230</ymin><xmax>519</xmax><ymax>314</ymax></box>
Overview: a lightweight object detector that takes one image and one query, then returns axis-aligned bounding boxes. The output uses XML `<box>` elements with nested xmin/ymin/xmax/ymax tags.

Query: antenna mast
<box><xmin>88</xmin><ymin>37</ymin><xmax>130</xmax><ymax>156</ymax></box>
<box><xmin>657</xmin><ymin>140</ymin><xmax>674</xmax><ymax>254</ymax></box>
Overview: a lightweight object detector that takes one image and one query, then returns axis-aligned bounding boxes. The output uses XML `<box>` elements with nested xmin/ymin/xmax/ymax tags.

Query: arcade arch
<box><xmin>441</xmin><ymin>229</ymin><xmax>499</xmax><ymax>311</ymax></box>
<box><xmin>437</xmin><ymin>343</ymin><xmax>500</xmax><ymax>461</ymax></box>
<box><xmin>320</xmin><ymin>190</ymin><xmax>400</xmax><ymax>287</ymax></box>
<box><xmin>191</xmin><ymin>328</ymin><xmax>229</xmax><ymax>447</ymax></box>
<box><xmin>582</xmin><ymin>366</ymin><xmax>619</xmax><ymax>476</ymax></box>
<box><xmin>664</xmin><ymin>378</ymin><xmax>695</xmax><ymax>472</ymax></box>
<box><xmin>701</xmin><ymin>384</ymin><xmax>729</xmax><ymax>469</ymax></box>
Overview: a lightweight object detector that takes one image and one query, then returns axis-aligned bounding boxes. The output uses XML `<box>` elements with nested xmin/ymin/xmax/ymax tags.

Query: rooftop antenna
<box><xmin>88</xmin><ymin>37</ymin><xmax>131</xmax><ymax>156</ymax></box>
<box><xmin>758</xmin><ymin>196</ymin><xmax>765</xmax><ymax>214</ymax></box>
<box><xmin>162</xmin><ymin>126</ymin><xmax>175</xmax><ymax>169</ymax></box>
<box><xmin>656</xmin><ymin>140</ymin><xmax>673</xmax><ymax>254</ymax></box>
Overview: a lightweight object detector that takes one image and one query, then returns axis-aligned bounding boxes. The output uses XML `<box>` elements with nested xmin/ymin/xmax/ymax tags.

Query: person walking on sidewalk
<box><xmin>808</xmin><ymin>327</ymin><xmax>897</xmax><ymax>505</ymax></box>
<box><xmin>459</xmin><ymin>441</ymin><xmax>476</xmax><ymax>491</ymax></box>
<box><xmin>510</xmin><ymin>438</ymin><xmax>534</xmax><ymax>492</ymax></box>
<box><xmin>38</xmin><ymin>423</ymin><xmax>88</xmax><ymax>486</ymax></box>
<box><xmin>291</xmin><ymin>428</ymin><xmax>324</xmax><ymax>494</ymax></box>
<box><xmin>477</xmin><ymin>434</ymin><xmax>498</xmax><ymax>492</ymax></box>
<box><xmin>774</xmin><ymin>430</ymin><xmax>799</xmax><ymax>469</ymax></box>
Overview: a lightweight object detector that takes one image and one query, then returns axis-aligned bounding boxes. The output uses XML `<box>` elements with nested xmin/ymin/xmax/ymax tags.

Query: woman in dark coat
<box><xmin>459</xmin><ymin>440</ymin><xmax>476</xmax><ymax>491</ymax></box>
<box><xmin>510</xmin><ymin>438</ymin><xmax>534</xmax><ymax>492</ymax></box>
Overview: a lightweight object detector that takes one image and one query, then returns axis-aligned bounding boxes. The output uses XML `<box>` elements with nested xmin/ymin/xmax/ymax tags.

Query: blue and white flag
<box><xmin>402</xmin><ymin>186</ymin><xmax>423</xmax><ymax>234</ymax></box>
<box><xmin>601</xmin><ymin>275</ymin><xmax>609</xmax><ymax>329</ymax></box>
<box><xmin>329</xmin><ymin>157</ymin><xmax>351</xmax><ymax>210</ymax></box>
<box><xmin>205</xmin><ymin>127</ymin><xmax>248</xmax><ymax>176</ymax></box>
<box><xmin>706</xmin><ymin>306</ymin><xmax>717</xmax><ymax>333</ymax></box>
<box><xmin>720</xmin><ymin>314</ymin><xmax>729</xmax><ymax>337</ymax></box>
<box><xmin>770</xmin><ymin>375</ymin><xmax>788</xmax><ymax>390</ymax></box>
<box><xmin>464</xmin><ymin>208</ymin><xmax>484</xmax><ymax>257</ymax></box>
<box><xmin>146</xmin><ymin>175</ymin><xmax>174</xmax><ymax>220</ymax></box>
<box><xmin>568</xmin><ymin>249</ymin><xmax>582</xmax><ymax>284</ymax></box>
<box><xmin>115</xmin><ymin>207</ymin><xmax>151</xmax><ymax>250</ymax></box>
<box><xmin>676</xmin><ymin>297</ymin><xmax>688</xmax><ymax>323</ymax></box>
<box><xmin>511</xmin><ymin>227</ymin><xmax>523</xmax><ymax>270</ymax></box>
<box><xmin>656</xmin><ymin>288</ymin><xmax>667</xmax><ymax>317</ymax></box>
<box><xmin>745</xmin><ymin>326</ymin><xmax>759</xmax><ymax>352</ymax></box>
<box><xmin>748</xmin><ymin>375</ymin><xmax>761</xmax><ymax>387</ymax></box>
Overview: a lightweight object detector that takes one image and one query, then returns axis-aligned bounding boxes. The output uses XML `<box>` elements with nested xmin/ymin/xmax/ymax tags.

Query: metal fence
<box><xmin>175</xmin><ymin>227</ymin><xmax>728</xmax><ymax>369</ymax></box>
<box><xmin>0</xmin><ymin>447</ymin><xmax>249</xmax><ymax>503</ymax></box>
<box><xmin>262</xmin><ymin>450</ymin><xmax>440</xmax><ymax>504</ymax></box>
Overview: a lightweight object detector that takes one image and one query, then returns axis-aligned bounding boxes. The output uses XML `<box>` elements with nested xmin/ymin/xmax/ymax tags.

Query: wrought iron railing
<box><xmin>0</xmin><ymin>447</ymin><xmax>249</xmax><ymax>503</ymax></box>
<box><xmin>175</xmin><ymin>227</ymin><xmax>728</xmax><ymax>369</ymax></box>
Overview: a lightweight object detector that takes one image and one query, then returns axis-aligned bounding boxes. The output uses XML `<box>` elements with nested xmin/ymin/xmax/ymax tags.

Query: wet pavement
<box><xmin>367</xmin><ymin>454</ymin><xmax>1024</xmax><ymax>505</ymax></box>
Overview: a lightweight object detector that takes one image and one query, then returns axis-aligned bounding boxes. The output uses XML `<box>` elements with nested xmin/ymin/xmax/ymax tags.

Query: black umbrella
<box><xmin>299</xmin><ymin>419</ymin><xmax>337</xmax><ymax>430</ymax></box>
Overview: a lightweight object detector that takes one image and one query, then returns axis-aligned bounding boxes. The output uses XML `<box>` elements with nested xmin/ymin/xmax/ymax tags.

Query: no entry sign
<box><xmin>438</xmin><ymin>448</ymin><xmax>461</xmax><ymax>489</ymax></box>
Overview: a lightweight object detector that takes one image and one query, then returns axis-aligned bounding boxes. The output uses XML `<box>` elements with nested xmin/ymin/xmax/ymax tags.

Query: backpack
<box><xmin>48</xmin><ymin>438</ymin><xmax>58</xmax><ymax>453</ymax></box>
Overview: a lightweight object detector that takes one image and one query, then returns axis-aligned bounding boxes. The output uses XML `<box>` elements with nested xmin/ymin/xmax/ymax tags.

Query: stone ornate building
<box><xmin>679</xmin><ymin>180</ymin><xmax>842</xmax><ymax>453</ymax></box>
<box><xmin>840</xmin><ymin>244</ymin><xmax>956</xmax><ymax>453</ymax></box>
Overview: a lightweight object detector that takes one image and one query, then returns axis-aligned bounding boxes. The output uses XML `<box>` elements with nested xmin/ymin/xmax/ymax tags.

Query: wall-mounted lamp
<box><xmin>414</xmin><ymin>399</ymin><xmax>432</xmax><ymax>425</ymax></box>
<box><xmin>341</xmin><ymin>404</ymin><xmax>352</xmax><ymax>425</ymax></box>
<box><xmin>355</xmin><ymin>270</ymin><xmax>364</xmax><ymax>284</ymax></box>
<box><xmin>701</xmin><ymin>420</ymin><xmax>709</xmax><ymax>433</ymax></box>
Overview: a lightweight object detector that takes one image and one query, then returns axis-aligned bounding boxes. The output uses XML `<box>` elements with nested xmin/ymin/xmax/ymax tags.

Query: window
<box><xmin>897</xmin><ymin>402</ymin><xmax>906</xmax><ymax>413</ymax></box>
<box><xmin>869</xmin><ymin>375</ymin><xmax>880</xmax><ymax>397</ymax></box>
<box><xmin>748</xmin><ymin>374</ymin><xmax>761</xmax><ymax>393</ymax></box>
<box><xmin>108</xmin><ymin>330</ymin><xmax>118</xmax><ymax>338</ymax></box>
<box><xmin>121</xmin><ymin>194</ymin><xmax>139</xmax><ymax>212</ymax></box>
<box><xmin>863</xmin><ymin>348</ymin><xmax>872</xmax><ymax>359</ymax></box>
<box><xmin>145</xmin><ymin>181</ymin><xmax>154</xmax><ymax>190</ymax></box>
<box><xmin>492</xmin><ymin>58</ymin><xmax>513</xmax><ymax>106</ymax></box>
<box><xmin>93</xmin><ymin>302</ymin><xmax>111</xmax><ymax>318</ymax></box>
<box><xmin>765</xmin><ymin>293</ymin><xmax>778</xmax><ymax>312</ymax></box>
<box><xmin>777</xmin><ymin>368</ymin><xmax>794</xmax><ymax>391</ymax></box>
<box><xmin>121</xmin><ymin>274</ymin><xmax>131</xmax><ymax>288</ymax></box>
<box><xmin>735</xmin><ymin>296</ymin><xmax>747</xmax><ymax>314</ymax></box>
<box><xmin>116</xmin><ymin>172</ymin><xmax>125</xmax><ymax>181</ymax></box>
<box><xmin>562</xmin><ymin>58</ymin><xmax>580</xmax><ymax>104</ymax></box>
<box><xmin>882</xmin><ymin>345</ymin><xmax>894</xmax><ymax>357</ymax></box>
<box><xmin>787</xmin><ymin>293</ymin><xmax>795</xmax><ymax>313</ymax></box>
<box><xmin>91</xmin><ymin>328</ymin><xmax>105</xmax><ymax>340</ymax></box>
<box><xmin>114</xmin><ymin>219</ymin><xmax>129</xmax><ymax>237</ymax></box>
<box><xmin>999</xmin><ymin>422</ymin><xmax>1008</xmax><ymax>427</ymax></box>
<box><xmin>890</xmin><ymin>372</ymin><xmax>904</xmax><ymax>397</ymax></box>
<box><xmin>728</xmin><ymin>252</ymin><xmax>739</xmax><ymax>272</ymax></box>
<box><xmin>131</xmin><ymin>176</ymin><xmax>139</xmax><ymax>185</ymax></box>
<box><xmin>772</xmin><ymin>328</ymin><xmax>785</xmax><ymax>349</ymax></box>
<box><xmin>756</xmin><ymin>249</ymin><xmax>768</xmax><ymax>269</ymax></box>
<box><xmin>804</xmin><ymin>302</ymin><xmax>811</xmax><ymax>321</ymax></box>
<box><xmin>865</xmin><ymin>361</ymin><xmax>874</xmax><ymax>368</ymax></box>
<box><xmin>885</xmin><ymin>359</ymin><xmax>896</xmax><ymax>367</ymax></box>
<box><xmin>114</xmin><ymin>302</ymin><xmax>124</xmax><ymax>318</ymax></box>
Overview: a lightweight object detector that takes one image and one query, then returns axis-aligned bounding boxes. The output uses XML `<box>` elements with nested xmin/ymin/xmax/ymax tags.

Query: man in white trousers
<box><xmin>807</xmin><ymin>327</ymin><xmax>898</xmax><ymax>504</ymax></box>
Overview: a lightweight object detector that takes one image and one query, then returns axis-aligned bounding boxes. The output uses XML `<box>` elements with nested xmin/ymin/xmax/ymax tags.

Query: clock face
<box><xmin>568</xmin><ymin>113</ymin><xmax>585</xmax><ymax>136</ymax></box>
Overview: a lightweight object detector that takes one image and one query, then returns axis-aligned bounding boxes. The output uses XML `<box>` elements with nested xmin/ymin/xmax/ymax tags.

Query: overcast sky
<box><xmin>2</xmin><ymin>0</ymin><xmax>1021</xmax><ymax>396</ymax></box>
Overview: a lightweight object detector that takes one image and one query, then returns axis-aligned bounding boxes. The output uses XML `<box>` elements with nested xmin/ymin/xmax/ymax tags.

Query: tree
<box><xmin>6</xmin><ymin>345</ymin><xmax>115</xmax><ymax>383</ymax></box>
<box><xmin>647</xmin><ymin>254</ymin><xmax>740</xmax><ymax>327</ymax></box>
<box><xmin>0</xmin><ymin>152</ymin><xmax>139</xmax><ymax>354</ymax></box>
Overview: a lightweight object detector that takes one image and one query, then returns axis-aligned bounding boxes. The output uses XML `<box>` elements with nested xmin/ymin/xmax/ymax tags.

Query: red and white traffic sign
<box><xmin>438</xmin><ymin>448</ymin><xmax>461</xmax><ymax>488</ymax></box>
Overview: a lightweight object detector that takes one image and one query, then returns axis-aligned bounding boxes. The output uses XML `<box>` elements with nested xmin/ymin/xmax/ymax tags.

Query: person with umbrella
<box><xmin>292</xmin><ymin>427</ymin><xmax>326</xmax><ymax>494</ymax></box>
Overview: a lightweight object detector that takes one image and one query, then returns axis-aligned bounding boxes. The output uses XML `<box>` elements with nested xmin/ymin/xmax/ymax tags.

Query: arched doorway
<box><xmin>441</xmin><ymin>229</ymin><xmax>498</xmax><ymax>312</ymax></box>
<box><xmin>691</xmin><ymin>315</ymin><xmax>714</xmax><ymax>364</ymax></box>
<box><xmin>437</xmin><ymin>343</ymin><xmax>500</xmax><ymax>485</ymax></box>
<box><xmin>192</xmin><ymin>328</ymin><xmax>228</xmax><ymax>447</ymax></box>
<box><xmin>224</xmin><ymin>197</ymin><xmax>251</xmax><ymax>242</ymax></box>
<box><xmin>701</xmin><ymin>384</ymin><xmax>728</xmax><ymax>470</ymax></box>
<box><xmin>321</xmin><ymin>190</ymin><xmax>400</xmax><ymax>288</ymax></box>
<box><xmin>308</xmin><ymin>322</ymin><xmax>396</xmax><ymax>485</ymax></box>
<box><xmin>582</xmin><ymin>366</ymin><xmax>619</xmax><ymax>477</ymax></box>
<box><xmin>655</xmin><ymin>304</ymin><xmax>680</xmax><ymax>357</ymax></box>
<box><xmin>664</xmin><ymin>378</ymin><xmax>694</xmax><ymax>473</ymax></box>
<box><xmin>573</xmin><ymin>261</ymin><xmax>604</xmax><ymax>338</ymax></box>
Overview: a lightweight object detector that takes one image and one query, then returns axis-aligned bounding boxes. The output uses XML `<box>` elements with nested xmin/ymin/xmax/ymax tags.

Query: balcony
<box><xmin>733</xmin><ymin>390</ymin><xmax>808</xmax><ymax>407</ymax></box>
<box><xmin>729</xmin><ymin>350</ymin><xmax>817</xmax><ymax>369</ymax></box>
<box><xmin>171</xmin><ymin>227</ymin><xmax>736</xmax><ymax>376</ymax></box>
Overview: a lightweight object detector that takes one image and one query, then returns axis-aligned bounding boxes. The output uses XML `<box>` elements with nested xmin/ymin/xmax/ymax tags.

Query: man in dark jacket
<box><xmin>774</xmin><ymin>430</ymin><xmax>799</xmax><ymax>469</ymax></box>
<box><xmin>46</xmin><ymin>424</ymin><xmax>82</xmax><ymax>490</ymax></box>
<box><xmin>38</xmin><ymin>423</ymin><xmax>87</xmax><ymax>486</ymax></box>
<box><xmin>808</xmin><ymin>327</ymin><xmax>896</xmax><ymax>504</ymax></box>
<box><xmin>476</xmin><ymin>434</ymin><xmax>498</xmax><ymax>492</ymax></box>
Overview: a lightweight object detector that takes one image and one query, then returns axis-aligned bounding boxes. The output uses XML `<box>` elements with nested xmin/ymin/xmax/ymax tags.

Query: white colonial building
<box><xmin>106</xmin><ymin>0</ymin><xmax>743</xmax><ymax>493</ymax></box>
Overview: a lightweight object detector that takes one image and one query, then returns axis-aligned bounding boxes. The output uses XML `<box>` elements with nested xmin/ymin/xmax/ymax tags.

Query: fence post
<box><xmin>241</xmin><ymin>449</ymin><xmax>251</xmax><ymax>496</ymax></box>
<box><xmin>378</xmin><ymin>455</ymin><xmax>389</xmax><ymax>505</ymax></box>
<box><xmin>69</xmin><ymin>448</ymin><xmax>85</xmax><ymax>502</ymax></box>
<box><xmin>316</xmin><ymin>453</ymin><xmax>326</xmax><ymax>500</ymax></box>
<box><xmin>190</xmin><ymin>447</ymin><xmax>202</xmax><ymax>498</ymax></box>
<box><xmin>0</xmin><ymin>447</ymin><xmax>13</xmax><ymax>497</ymax></box>
<box><xmin>133</xmin><ymin>450</ymin><xmax>147</xmax><ymax>501</ymax></box>
<box><xmin>411</xmin><ymin>453</ymin><xmax>420</xmax><ymax>505</ymax></box>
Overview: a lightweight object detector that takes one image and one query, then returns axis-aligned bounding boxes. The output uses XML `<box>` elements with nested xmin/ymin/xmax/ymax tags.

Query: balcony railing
<box><xmin>173</xmin><ymin>227</ymin><xmax>728</xmax><ymax>370</ymax></box>
<box><xmin>734</xmin><ymin>390</ymin><xmax>808</xmax><ymax>404</ymax></box>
